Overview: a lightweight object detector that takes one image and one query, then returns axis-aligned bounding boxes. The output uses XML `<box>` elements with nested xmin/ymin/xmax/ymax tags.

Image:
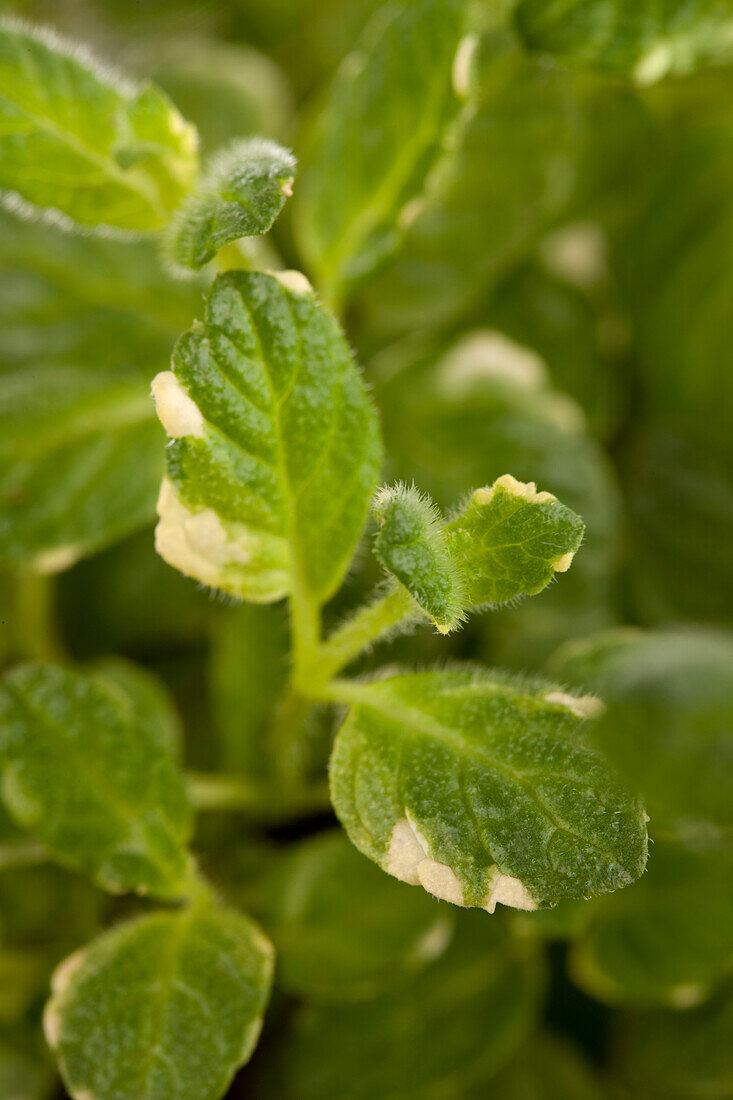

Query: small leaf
<box><xmin>45</xmin><ymin>902</ymin><xmax>274</xmax><ymax>1100</ymax></box>
<box><xmin>330</xmin><ymin>669</ymin><xmax>647</xmax><ymax>911</ymax></box>
<box><xmin>372</xmin><ymin>476</ymin><xmax>585</xmax><ymax>632</ymax></box>
<box><xmin>166</xmin><ymin>138</ymin><xmax>296</xmax><ymax>271</ymax></box>
<box><xmin>0</xmin><ymin>19</ymin><xmax>198</xmax><ymax>231</ymax></box>
<box><xmin>0</xmin><ymin>663</ymin><xmax>191</xmax><ymax>897</ymax></box>
<box><xmin>252</xmin><ymin>911</ymin><xmax>542</xmax><ymax>1099</ymax></box>
<box><xmin>295</xmin><ymin>0</ymin><xmax>472</xmax><ymax>301</ymax></box>
<box><xmin>514</xmin><ymin>0</ymin><xmax>733</xmax><ymax>82</ymax></box>
<box><xmin>260</xmin><ymin>830</ymin><xmax>454</xmax><ymax>1003</ymax></box>
<box><xmin>152</xmin><ymin>270</ymin><xmax>382</xmax><ymax>603</ymax></box>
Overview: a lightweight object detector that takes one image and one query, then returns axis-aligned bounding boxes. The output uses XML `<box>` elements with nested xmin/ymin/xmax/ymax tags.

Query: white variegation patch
<box><xmin>271</xmin><ymin>268</ymin><xmax>312</xmax><ymax>295</ymax></box>
<box><xmin>51</xmin><ymin>947</ymin><xmax>87</xmax><ymax>997</ymax></box>
<box><xmin>544</xmin><ymin>691</ymin><xmax>605</xmax><ymax>720</ymax></box>
<box><xmin>32</xmin><ymin>545</ymin><xmax>80</xmax><ymax>574</ymax></box>
<box><xmin>484</xmin><ymin>871</ymin><xmax>537</xmax><ymax>914</ymax></box>
<box><xmin>438</xmin><ymin>331</ymin><xmax>546</xmax><ymax>395</ymax></box>
<box><xmin>152</xmin><ymin>371</ymin><xmax>204</xmax><ymax>439</ymax></box>
<box><xmin>540</xmin><ymin>221</ymin><xmax>608</xmax><ymax>288</ymax></box>
<box><xmin>417</xmin><ymin>859</ymin><xmax>464</xmax><ymax>905</ymax></box>
<box><xmin>472</xmin><ymin>474</ymin><xmax>556</xmax><ymax>508</ymax></box>
<box><xmin>452</xmin><ymin>34</ymin><xmax>478</xmax><ymax>98</ymax></box>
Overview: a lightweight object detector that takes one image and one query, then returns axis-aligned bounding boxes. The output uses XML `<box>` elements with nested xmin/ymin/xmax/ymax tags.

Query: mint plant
<box><xmin>0</xmin><ymin>3</ymin><xmax>731</xmax><ymax>1099</ymax></box>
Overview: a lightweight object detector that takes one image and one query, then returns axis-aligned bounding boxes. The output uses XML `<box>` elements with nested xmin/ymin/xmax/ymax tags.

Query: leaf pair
<box><xmin>372</xmin><ymin>476</ymin><xmax>585</xmax><ymax>632</ymax></box>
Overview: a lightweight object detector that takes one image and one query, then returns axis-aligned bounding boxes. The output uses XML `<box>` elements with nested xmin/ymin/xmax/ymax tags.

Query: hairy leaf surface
<box><xmin>166</xmin><ymin>138</ymin><xmax>296</xmax><ymax>271</ymax></box>
<box><xmin>0</xmin><ymin>663</ymin><xmax>191</xmax><ymax>897</ymax></box>
<box><xmin>0</xmin><ymin>19</ymin><xmax>198</xmax><ymax>230</ymax></box>
<box><xmin>153</xmin><ymin>270</ymin><xmax>382</xmax><ymax>603</ymax></box>
<box><xmin>295</xmin><ymin>0</ymin><xmax>471</xmax><ymax>301</ymax></box>
<box><xmin>45</xmin><ymin>903</ymin><xmax>274</xmax><ymax>1100</ymax></box>
<box><xmin>330</xmin><ymin>670</ymin><xmax>647</xmax><ymax>910</ymax></box>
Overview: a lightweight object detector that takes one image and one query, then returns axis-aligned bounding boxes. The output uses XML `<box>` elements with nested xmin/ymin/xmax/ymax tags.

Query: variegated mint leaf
<box><xmin>165</xmin><ymin>138</ymin><xmax>296</xmax><ymax>271</ymax></box>
<box><xmin>152</xmin><ymin>270</ymin><xmax>382</xmax><ymax>603</ymax></box>
<box><xmin>371</xmin><ymin>475</ymin><xmax>585</xmax><ymax>632</ymax></box>
<box><xmin>330</xmin><ymin>669</ymin><xmax>647</xmax><ymax>912</ymax></box>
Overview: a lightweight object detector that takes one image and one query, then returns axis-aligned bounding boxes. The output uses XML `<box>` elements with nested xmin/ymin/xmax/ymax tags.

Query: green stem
<box><xmin>186</xmin><ymin>771</ymin><xmax>330</xmax><ymax>821</ymax></box>
<box><xmin>0</xmin><ymin>838</ymin><xmax>50</xmax><ymax>870</ymax></box>
<box><xmin>10</xmin><ymin>570</ymin><xmax>65</xmax><ymax>662</ymax></box>
<box><xmin>309</xmin><ymin>587</ymin><xmax>417</xmax><ymax>691</ymax></box>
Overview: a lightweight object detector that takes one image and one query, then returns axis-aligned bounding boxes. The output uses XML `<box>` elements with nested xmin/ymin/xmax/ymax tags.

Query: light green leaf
<box><xmin>45</xmin><ymin>901</ymin><xmax>274</xmax><ymax>1100</ymax></box>
<box><xmin>251</xmin><ymin>910</ymin><xmax>543</xmax><ymax>1099</ymax></box>
<box><xmin>0</xmin><ymin>18</ymin><xmax>198</xmax><ymax>231</ymax></box>
<box><xmin>514</xmin><ymin>0</ymin><xmax>733</xmax><ymax>82</ymax></box>
<box><xmin>330</xmin><ymin>669</ymin><xmax>647</xmax><ymax>912</ymax></box>
<box><xmin>165</xmin><ymin>138</ymin><xmax>296</xmax><ymax>271</ymax></box>
<box><xmin>0</xmin><ymin>362</ymin><xmax>163</xmax><ymax>573</ymax></box>
<box><xmin>0</xmin><ymin>662</ymin><xmax>191</xmax><ymax>897</ymax></box>
<box><xmin>295</xmin><ymin>0</ymin><xmax>472</xmax><ymax>302</ymax></box>
<box><xmin>260</xmin><ymin>830</ymin><xmax>454</xmax><ymax>1003</ymax></box>
<box><xmin>611</xmin><ymin>981</ymin><xmax>733</xmax><ymax>1100</ymax></box>
<box><xmin>372</xmin><ymin>476</ymin><xmax>585</xmax><ymax>632</ymax></box>
<box><xmin>152</xmin><ymin>270</ymin><xmax>382</xmax><ymax>603</ymax></box>
<box><xmin>571</xmin><ymin>841</ymin><xmax>733</xmax><ymax>1008</ymax></box>
<box><xmin>549</xmin><ymin>628</ymin><xmax>733</xmax><ymax>844</ymax></box>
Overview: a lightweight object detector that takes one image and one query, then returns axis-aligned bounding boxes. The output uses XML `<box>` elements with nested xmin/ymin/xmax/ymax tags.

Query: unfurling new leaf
<box><xmin>152</xmin><ymin>269</ymin><xmax>382</xmax><ymax>603</ymax></box>
<box><xmin>373</xmin><ymin>475</ymin><xmax>585</xmax><ymax>632</ymax></box>
<box><xmin>165</xmin><ymin>138</ymin><xmax>297</xmax><ymax>271</ymax></box>
<box><xmin>330</xmin><ymin>669</ymin><xmax>647</xmax><ymax>911</ymax></box>
<box><xmin>45</xmin><ymin>902</ymin><xmax>274</xmax><ymax>1100</ymax></box>
<box><xmin>0</xmin><ymin>18</ymin><xmax>198</xmax><ymax>230</ymax></box>
<box><xmin>0</xmin><ymin>662</ymin><xmax>192</xmax><ymax>897</ymax></box>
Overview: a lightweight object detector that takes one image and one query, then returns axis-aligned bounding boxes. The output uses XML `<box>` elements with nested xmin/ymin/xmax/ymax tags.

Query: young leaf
<box><xmin>514</xmin><ymin>0</ymin><xmax>733</xmax><ymax>82</ymax></box>
<box><xmin>165</xmin><ymin>138</ymin><xmax>296</xmax><ymax>272</ymax></box>
<box><xmin>0</xmin><ymin>663</ymin><xmax>191</xmax><ymax>897</ymax></box>
<box><xmin>295</xmin><ymin>0</ymin><xmax>472</xmax><ymax>301</ymax></box>
<box><xmin>259</xmin><ymin>830</ymin><xmax>454</xmax><ymax>1003</ymax></box>
<box><xmin>0</xmin><ymin>19</ymin><xmax>198</xmax><ymax>231</ymax></box>
<box><xmin>570</xmin><ymin>842</ymin><xmax>733</xmax><ymax>1009</ymax></box>
<box><xmin>330</xmin><ymin>669</ymin><xmax>647</xmax><ymax>911</ymax></box>
<box><xmin>0</xmin><ymin>363</ymin><xmax>163</xmax><ymax>574</ymax></box>
<box><xmin>372</xmin><ymin>476</ymin><xmax>585</xmax><ymax>632</ymax></box>
<box><xmin>152</xmin><ymin>270</ymin><xmax>382</xmax><ymax>603</ymax></box>
<box><xmin>251</xmin><ymin>911</ymin><xmax>542</xmax><ymax>1099</ymax></box>
<box><xmin>44</xmin><ymin>902</ymin><xmax>274</xmax><ymax>1100</ymax></box>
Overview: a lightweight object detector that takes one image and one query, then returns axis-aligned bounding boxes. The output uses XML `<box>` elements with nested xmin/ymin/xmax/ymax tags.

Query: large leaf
<box><xmin>259</xmin><ymin>830</ymin><xmax>454</xmax><ymax>1003</ymax></box>
<box><xmin>0</xmin><ymin>663</ymin><xmax>191</xmax><ymax>897</ymax></box>
<box><xmin>294</xmin><ymin>0</ymin><xmax>471</xmax><ymax>302</ymax></box>
<box><xmin>0</xmin><ymin>362</ymin><xmax>163</xmax><ymax>573</ymax></box>
<box><xmin>0</xmin><ymin>18</ymin><xmax>198</xmax><ymax>231</ymax></box>
<box><xmin>372</xmin><ymin>476</ymin><xmax>585</xmax><ymax>632</ymax></box>
<box><xmin>570</xmin><ymin>841</ymin><xmax>733</xmax><ymax>1008</ymax></box>
<box><xmin>251</xmin><ymin>910</ymin><xmax>542</xmax><ymax>1099</ymax></box>
<box><xmin>45</xmin><ymin>902</ymin><xmax>274</xmax><ymax>1100</ymax></box>
<box><xmin>153</xmin><ymin>270</ymin><xmax>382</xmax><ymax>603</ymax></box>
<box><xmin>550</xmin><ymin>627</ymin><xmax>733</xmax><ymax>844</ymax></box>
<box><xmin>514</xmin><ymin>0</ymin><xmax>733</xmax><ymax>81</ymax></box>
<box><xmin>330</xmin><ymin>669</ymin><xmax>647</xmax><ymax>911</ymax></box>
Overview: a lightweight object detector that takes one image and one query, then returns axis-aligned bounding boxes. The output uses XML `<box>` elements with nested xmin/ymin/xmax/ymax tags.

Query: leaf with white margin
<box><xmin>372</xmin><ymin>476</ymin><xmax>585</xmax><ymax>632</ymax></box>
<box><xmin>251</xmin><ymin>909</ymin><xmax>543</xmax><ymax>1100</ymax></box>
<box><xmin>514</xmin><ymin>0</ymin><xmax>733</xmax><ymax>82</ymax></box>
<box><xmin>165</xmin><ymin>138</ymin><xmax>296</xmax><ymax>271</ymax></box>
<box><xmin>44</xmin><ymin>901</ymin><xmax>274</xmax><ymax>1100</ymax></box>
<box><xmin>294</xmin><ymin>0</ymin><xmax>473</xmax><ymax>303</ymax></box>
<box><xmin>259</xmin><ymin>829</ymin><xmax>454</xmax><ymax>1003</ymax></box>
<box><xmin>0</xmin><ymin>662</ymin><xmax>191</xmax><ymax>897</ymax></box>
<box><xmin>152</xmin><ymin>270</ymin><xmax>382</xmax><ymax>603</ymax></box>
<box><xmin>330</xmin><ymin>669</ymin><xmax>647</xmax><ymax>911</ymax></box>
<box><xmin>0</xmin><ymin>18</ymin><xmax>198</xmax><ymax>231</ymax></box>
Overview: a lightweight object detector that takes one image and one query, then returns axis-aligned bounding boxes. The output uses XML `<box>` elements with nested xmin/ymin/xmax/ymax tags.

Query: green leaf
<box><xmin>260</xmin><ymin>830</ymin><xmax>454</xmax><ymax>1003</ymax></box>
<box><xmin>165</xmin><ymin>138</ymin><xmax>296</xmax><ymax>272</ymax></box>
<box><xmin>44</xmin><ymin>901</ymin><xmax>274</xmax><ymax>1100</ymax></box>
<box><xmin>152</xmin><ymin>270</ymin><xmax>382</xmax><ymax>603</ymax></box>
<box><xmin>570</xmin><ymin>841</ymin><xmax>733</xmax><ymax>1008</ymax></box>
<box><xmin>611</xmin><ymin>981</ymin><xmax>733</xmax><ymax>1100</ymax></box>
<box><xmin>330</xmin><ymin>669</ymin><xmax>647</xmax><ymax>911</ymax></box>
<box><xmin>295</xmin><ymin>0</ymin><xmax>472</xmax><ymax>302</ymax></box>
<box><xmin>0</xmin><ymin>1031</ymin><xmax>54</xmax><ymax>1100</ymax></box>
<box><xmin>514</xmin><ymin>0</ymin><xmax>733</xmax><ymax>82</ymax></box>
<box><xmin>251</xmin><ymin>910</ymin><xmax>543</xmax><ymax>1099</ymax></box>
<box><xmin>372</xmin><ymin>476</ymin><xmax>585</xmax><ymax>632</ymax></box>
<box><xmin>471</xmin><ymin>1033</ymin><xmax>605</xmax><ymax>1100</ymax></box>
<box><xmin>87</xmin><ymin>658</ymin><xmax>183</xmax><ymax>761</ymax></box>
<box><xmin>0</xmin><ymin>362</ymin><xmax>163</xmax><ymax>573</ymax></box>
<box><xmin>0</xmin><ymin>18</ymin><xmax>198</xmax><ymax>231</ymax></box>
<box><xmin>0</xmin><ymin>662</ymin><xmax>191</xmax><ymax>897</ymax></box>
<box><xmin>549</xmin><ymin>628</ymin><xmax>733</xmax><ymax>844</ymax></box>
